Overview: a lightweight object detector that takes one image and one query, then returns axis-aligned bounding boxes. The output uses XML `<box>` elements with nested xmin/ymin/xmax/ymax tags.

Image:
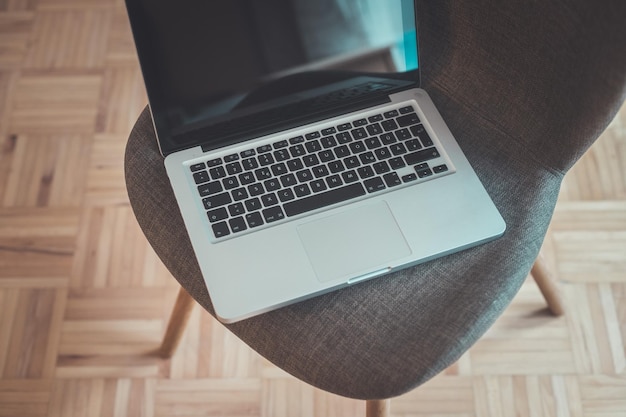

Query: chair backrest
<box><xmin>416</xmin><ymin>0</ymin><xmax>626</xmax><ymax>173</ymax></box>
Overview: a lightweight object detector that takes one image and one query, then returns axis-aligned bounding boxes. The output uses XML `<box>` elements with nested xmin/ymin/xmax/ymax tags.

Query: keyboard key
<box><xmin>405</xmin><ymin>148</ymin><xmax>441</xmax><ymax>165</ymax></box>
<box><xmin>255</xmin><ymin>167</ymin><xmax>272</xmax><ymax>181</ymax></box>
<box><xmin>390</xmin><ymin>143</ymin><xmax>407</xmax><ymax>155</ymax></box>
<box><xmin>351</xmin><ymin>127</ymin><xmax>367</xmax><ymax>139</ymax></box>
<box><xmin>374</xmin><ymin>147</ymin><xmax>392</xmax><ymax>160</ymax></box>
<box><xmin>353</xmin><ymin>118</ymin><xmax>367</xmax><ymax>126</ymax></box>
<box><xmin>294</xmin><ymin>184</ymin><xmax>311</xmax><ymax>197</ymax></box>
<box><xmin>328</xmin><ymin>160</ymin><xmax>345</xmax><ymax>173</ymax></box>
<box><xmin>278</xmin><ymin>188</ymin><xmax>295</xmax><ymax>202</ymax></box>
<box><xmin>258</xmin><ymin>153</ymin><xmax>274</xmax><ymax>166</ymax></box>
<box><xmin>289</xmin><ymin>144</ymin><xmax>306</xmax><ymax>157</ymax></box>
<box><xmin>365</xmin><ymin>137</ymin><xmax>382</xmax><ymax>149</ymax></box>
<box><xmin>305</xmin><ymin>140</ymin><xmax>321</xmax><ymax>153</ymax></box>
<box><xmin>190</xmin><ymin>162</ymin><xmax>205</xmax><ymax>172</ymax></box>
<box><xmin>229</xmin><ymin>217</ymin><xmax>247</xmax><ymax>233</ymax></box>
<box><xmin>287</xmin><ymin>158</ymin><xmax>304</xmax><ymax>172</ymax></box>
<box><xmin>381</xmin><ymin>119</ymin><xmax>398</xmax><ymax>132</ymax></box>
<box><xmin>305</xmin><ymin>131</ymin><xmax>321</xmax><ymax>140</ymax></box>
<box><xmin>380</xmin><ymin>133</ymin><xmax>396</xmax><ymax>144</ymax></box>
<box><xmin>389</xmin><ymin>157</ymin><xmax>406</xmax><ymax>169</ymax></box>
<box><xmin>397</xmin><ymin>112</ymin><xmax>421</xmax><ymax>127</ymax></box>
<box><xmin>263</xmin><ymin>206</ymin><xmax>285</xmax><ymax>223</ymax></box>
<box><xmin>241</xmin><ymin>149</ymin><xmax>256</xmax><ymax>158</ymax></box>
<box><xmin>373</xmin><ymin>161</ymin><xmax>391</xmax><ymax>174</ymax></box>
<box><xmin>261</xmin><ymin>193</ymin><xmax>278</xmax><ymax>207</ymax></box>
<box><xmin>337</xmin><ymin>123</ymin><xmax>352</xmax><ymax>131</ymax></box>
<box><xmin>310</xmin><ymin>179</ymin><xmax>327</xmax><ymax>193</ymax></box>
<box><xmin>228</xmin><ymin>202</ymin><xmax>245</xmax><ymax>216</ymax></box>
<box><xmin>312</xmin><ymin>165</ymin><xmax>329</xmax><ymax>178</ymax></box>
<box><xmin>225</xmin><ymin>162</ymin><xmax>242</xmax><ymax>175</ymax></box>
<box><xmin>336</xmin><ymin>132</ymin><xmax>352</xmax><ymax>144</ymax></box>
<box><xmin>395</xmin><ymin>128</ymin><xmax>412</xmax><ymax>141</ymax></box>
<box><xmin>242</xmin><ymin>158</ymin><xmax>258</xmax><ymax>170</ymax></box>
<box><xmin>238</xmin><ymin>172</ymin><xmax>255</xmax><ymax>185</ymax></box>
<box><xmin>366</xmin><ymin>123</ymin><xmax>383</xmax><ymax>136</ymax></box>
<box><xmin>245</xmin><ymin>198</ymin><xmax>262</xmax><ymax>212</ymax></box>
<box><xmin>224</xmin><ymin>153</ymin><xmax>239</xmax><ymax>162</ymax></box>
<box><xmin>203</xmin><ymin>192</ymin><xmax>231</xmax><ymax>210</ymax></box>
<box><xmin>433</xmin><ymin>164</ymin><xmax>449</xmax><ymax>173</ymax></box>
<box><xmin>321</xmin><ymin>136</ymin><xmax>337</xmax><ymax>148</ymax></box>
<box><xmin>284</xmin><ymin>183</ymin><xmax>366</xmax><ymax>217</ymax></box>
<box><xmin>271</xmin><ymin>162</ymin><xmax>288</xmax><ymax>176</ymax></box>
<box><xmin>406</xmin><ymin>139</ymin><xmax>422</xmax><ymax>151</ymax></box>
<box><xmin>318</xmin><ymin>150</ymin><xmax>335</xmax><ymax>162</ymax></box>
<box><xmin>231</xmin><ymin>187</ymin><xmax>249</xmax><ymax>201</ymax></box>
<box><xmin>334</xmin><ymin>145</ymin><xmax>350</xmax><ymax>158</ymax></box>
<box><xmin>207</xmin><ymin>207</ymin><xmax>228</xmax><ymax>223</ymax></box>
<box><xmin>326</xmin><ymin>174</ymin><xmax>343</xmax><ymax>188</ymax></box>
<box><xmin>209</xmin><ymin>166</ymin><xmax>226</xmax><ymax>180</ymax></box>
<box><xmin>257</xmin><ymin>144</ymin><xmax>272</xmax><ymax>153</ymax></box>
<box><xmin>264</xmin><ymin>178</ymin><xmax>281</xmax><ymax>192</ymax></box>
<box><xmin>383</xmin><ymin>110</ymin><xmax>399</xmax><ymax>118</ymax></box>
<box><xmin>296</xmin><ymin>169</ymin><xmax>313</xmax><ymax>182</ymax></box>
<box><xmin>412</xmin><ymin>125</ymin><xmax>434</xmax><ymax>146</ymax></box>
<box><xmin>198</xmin><ymin>181</ymin><xmax>222</xmax><ymax>197</ymax></box>
<box><xmin>212</xmin><ymin>221</ymin><xmax>230</xmax><ymax>238</ymax></box>
<box><xmin>303</xmin><ymin>154</ymin><xmax>320</xmax><ymax>167</ymax></box>
<box><xmin>383</xmin><ymin>172</ymin><xmax>402</xmax><ymax>187</ymax></box>
<box><xmin>321</xmin><ymin>127</ymin><xmax>336</xmax><ymax>135</ymax></box>
<box><xmin>364</xmin><ymin>177</ymin><xmax>386</xmax><ymax>193</ymax></box>
<box><xmin>289</xmin><ymin>135</ymin><xmax>304</xmax><ymax>144</ymax></box>
<box><xmin>207</xmin><ymin>158</ymin><xmax>222</xmax><ymax>167</ymax></box>
<box><xmin>280</xmin><ymin>173</ymin><xmax>297</xmax><ymax>187</ymax></box>
<box><xmin>368</xmin><ymin>114</ymin><xmax>383</xmax><ymax>122</ymax></box>
<box><xmin>273</xmin><ymin>140</ymin><xmax>288</xmax><ymax>149</ymax></box>
<box><xmin>349</xmin><ymin>141</ymin><xmax>366</xmax><ymax>154</ymax></box>
<box><xmin>193</xmin><ymin>171</ymin><xmax>210</xmax><ymax>184</ymax></box>
<box><xmin>359</xmin><ymin>152</ymin><xmax>376</xmax><ymax>165</ymax></box>
<box><xmin>273</xmin><ymin>149</ymin><xmax>290</xmax><ymax>161</ymax></box>
<box><xmin>357</xmin><ymin>166</ymin><xmax>375</xmax><ymax>179</ymax></box>
<box><xmin>417</xmin><ymin>168</ymin><xmax>433</xmax><ymax>178</ymax></box>
<box><xmin>246</xmin><ymin>212</ymin><xmax>264</xmax><ymax>228</ymax></box>
<box><xmin>344</xmin><ymin>156</ymin><xmax>360</xmax><ymax>169</ymax></box>
<box><xmin>248</xmin><ymin>182</ymin><xmax>265</xmax><ymax>196</ymax></box>
<box><xmin>399</xmin><ymin>105</ymin><xmax>414</xmax><ymax>114</ymax></box>
<box><xmin>223</xmin><ymin>176</ymin><xmax>239</xmax><ymax>190</ymax></box>
<box><xmin>342</xmin><ymin>170</ymin><xmax>359</xmax><ymax>183</ymax></box>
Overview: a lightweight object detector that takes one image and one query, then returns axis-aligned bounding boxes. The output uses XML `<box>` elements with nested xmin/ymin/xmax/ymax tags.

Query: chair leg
<box><xmin>366</xmin><ymin>399</ymin><xmax>390</xmax><ymax>417</ymax></box>
<box><xmin>158</xmin><ymin>286</ymin><xmax>196</xmax><ymax>358</ymax></box>
<box><xmin>530</xmin><ymin>254</ymin><xmax>565</xmax><ymax>316</ymax></box>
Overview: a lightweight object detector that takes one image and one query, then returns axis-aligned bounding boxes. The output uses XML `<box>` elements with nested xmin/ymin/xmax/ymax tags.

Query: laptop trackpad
<box><xmin>297</xmin><ymin>202</ymin><xmax>411</xmax><ymax>283</ymax></box>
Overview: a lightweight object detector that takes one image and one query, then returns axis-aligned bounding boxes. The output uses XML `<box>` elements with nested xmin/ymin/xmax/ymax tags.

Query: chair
<box><xmin>124</xmin><ymin>1</ymin><xmax>626</xmax><ymax>415</ymax></box>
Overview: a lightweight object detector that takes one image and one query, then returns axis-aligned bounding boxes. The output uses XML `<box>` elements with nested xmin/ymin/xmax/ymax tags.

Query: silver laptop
<box><xmin>125</xmin><ymin>0</ymin><xmax>506</xmax><ymax>323</ymax></box>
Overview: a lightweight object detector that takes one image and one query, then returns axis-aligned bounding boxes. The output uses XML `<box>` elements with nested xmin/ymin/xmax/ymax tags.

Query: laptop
<box><xmin>125</xmin><ymin>0</ymin><xmax>506</xmax><ymax>323</ymax></box>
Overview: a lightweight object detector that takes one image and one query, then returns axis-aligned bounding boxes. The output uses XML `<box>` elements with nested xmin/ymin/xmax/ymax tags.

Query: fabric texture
<box><xmin>124</xmin><ymin>0</ymin><xmax>626</xmax><ymax>400</ymax></box>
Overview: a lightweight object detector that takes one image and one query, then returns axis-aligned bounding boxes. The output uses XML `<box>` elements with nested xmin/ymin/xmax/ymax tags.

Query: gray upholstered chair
<box><xmin>125</xmin><ymin>1</ymin><xmax>626</xmax><ymax>415</ymax></box>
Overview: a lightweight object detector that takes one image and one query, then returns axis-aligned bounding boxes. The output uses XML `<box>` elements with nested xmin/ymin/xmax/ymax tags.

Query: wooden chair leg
<box><xmin>366</xmin><ymin>399</ymin><xmax>390</xmax><ymax>417</ymax></box>
<box><xmin>158</xmin><ymin>286</ymin><xmax>196</xmax><ymax>358</ymax></box>
<box><xmin>530</xmin><ymin>254</ymin><xmax>565</xmax><ymax>316</ymax></box>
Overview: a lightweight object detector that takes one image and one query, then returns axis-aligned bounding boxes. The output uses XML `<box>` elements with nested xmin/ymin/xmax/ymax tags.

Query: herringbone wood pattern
<box><xmin>0</xmin><ymin>1</ymin><xmax>624</xmax><ymax>416</ymax></box>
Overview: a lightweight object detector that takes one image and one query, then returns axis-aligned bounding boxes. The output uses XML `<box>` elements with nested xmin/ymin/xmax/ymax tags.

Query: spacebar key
<box><xmin>284</xmin><ymin>183</ymin><xmax>366</xmax><ymax>217</ymax></box>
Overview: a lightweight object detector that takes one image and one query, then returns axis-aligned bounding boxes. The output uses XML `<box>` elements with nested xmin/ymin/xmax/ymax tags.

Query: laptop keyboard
<box><xmin>189</xmin><ymin>103</ymin><xmax>452</xmax><ymax>239</ymax></box>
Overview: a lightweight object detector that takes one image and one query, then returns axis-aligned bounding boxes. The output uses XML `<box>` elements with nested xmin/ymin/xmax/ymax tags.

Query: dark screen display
<box><xmin>126</xmin><ymin>0</ymin><xmax>419</xmax><ymax>155</ymax></box>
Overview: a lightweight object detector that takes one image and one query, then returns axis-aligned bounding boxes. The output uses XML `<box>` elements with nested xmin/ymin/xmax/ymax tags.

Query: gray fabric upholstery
<box><xmin>125</xmin><ymin>0</ymin><xmax>626</xmax><ymax>400</ymax></box>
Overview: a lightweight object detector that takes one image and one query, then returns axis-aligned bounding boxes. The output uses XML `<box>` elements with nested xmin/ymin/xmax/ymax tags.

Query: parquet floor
<box><xmin>0</xmin><ymin>1</ymin><xmax>625</xmax><ymax>416</ymax></box>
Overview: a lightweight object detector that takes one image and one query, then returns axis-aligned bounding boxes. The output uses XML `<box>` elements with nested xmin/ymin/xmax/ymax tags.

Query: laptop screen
<box><xmin>126</xmin><ymin>0</ymin><xmax>419</xmax><ymax>155</ymax></box>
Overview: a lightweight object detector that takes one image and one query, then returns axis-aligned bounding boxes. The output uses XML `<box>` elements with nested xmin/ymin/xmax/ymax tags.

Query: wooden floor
<box><xmin>0</xmin><ymin>1</ymin><xmax>625</xmax><ymax>416</ymax></box>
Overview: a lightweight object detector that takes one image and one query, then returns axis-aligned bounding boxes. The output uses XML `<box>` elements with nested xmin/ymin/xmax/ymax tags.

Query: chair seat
<box><xmin>124</xmin><ymin>0</ymin><xmax>625</xmax><ymax>400</ymax></box>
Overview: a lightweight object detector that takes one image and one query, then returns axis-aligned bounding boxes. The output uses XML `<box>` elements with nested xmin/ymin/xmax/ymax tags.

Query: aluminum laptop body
<box><xmin>125</xmin><ymin>0</ymin><xmax>506</xmax><ymax>323</ymax></box>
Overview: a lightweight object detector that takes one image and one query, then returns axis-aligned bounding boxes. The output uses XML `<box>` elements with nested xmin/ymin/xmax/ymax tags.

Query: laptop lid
<box><xmin>125</xmin><ymin>0</ymin><xmax>420</xmax><ymax>156</ymax></box>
